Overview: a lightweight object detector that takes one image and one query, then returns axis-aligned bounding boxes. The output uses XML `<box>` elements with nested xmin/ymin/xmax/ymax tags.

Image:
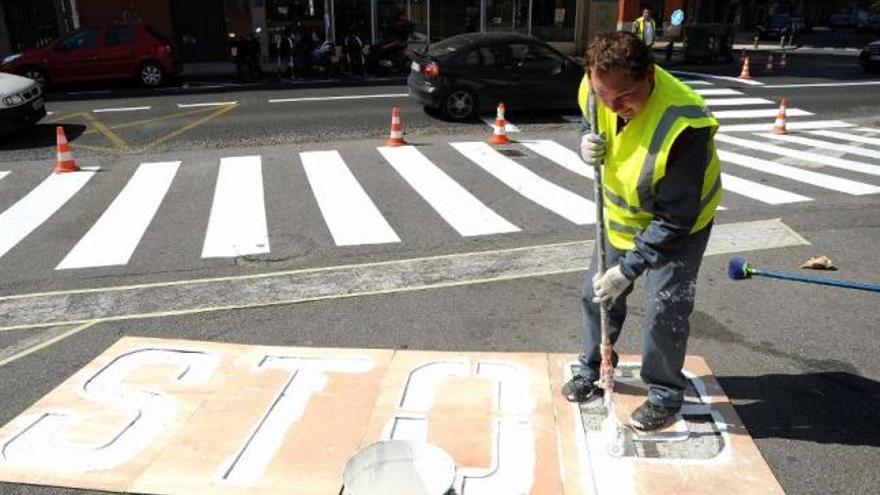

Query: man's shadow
<box><xmin>718</xmin><ymin>372</ymin><xmax>880</xmax><ymax>447</ymax></box>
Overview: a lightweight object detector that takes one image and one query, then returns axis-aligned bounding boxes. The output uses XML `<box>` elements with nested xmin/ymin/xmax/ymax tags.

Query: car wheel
<box><xmin>21</xmin><ymin>67</ymin><xmax>48</xmax><ymax>88</ymax></box>
<box><xmin>443</xmin><ymin>89</ymin><xmax>478</xmax><ymax>121</ymax></box>
<box><xmin>139</xmin><ymin>61</ymin><xmax>165</xmax><ymax>87</ymax></box>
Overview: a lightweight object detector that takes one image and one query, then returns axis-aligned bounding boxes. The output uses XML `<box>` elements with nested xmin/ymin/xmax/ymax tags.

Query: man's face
<box><xmin>589</xmin><ymin>66</ymin><xmax>654</xmax><ymax>120</ymax></box>
<box><xmin>643</xmin><ymin>8</ymin><xmax>652</xmax><ymax>19</ymax></box>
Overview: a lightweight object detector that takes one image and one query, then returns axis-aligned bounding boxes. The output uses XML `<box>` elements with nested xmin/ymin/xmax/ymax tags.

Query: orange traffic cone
<box><xmin>738</xmin><ymin>56</ymin><xmax>752</xmax><ymax>80</ymax></box>
<box><xmin>780</xmin><ymin>51</ymin><xmax>788</xmax><ymax>69</ymax></box>
<box><xmin>488</xmin><ymin>102</ymin><xmax>511</xmax><ymax>145</ymax></box>
<box><xmin>385</xmin><ymin>106</ymin><xmax>407</xmax><ymax>146</ymax></box>
<box><xmin>772</xmin><ymin>97</ymin><xmax>788</xmax><ymax>135</ymax></box>
<box><xmin>765</xmin><ymin>53</ymin><xmax>774</xmax><ymax>72</ymax></box>
<box><xmin>54</xmin><ymin>126</ymin><xmax>80</xmax><ymax>173</ymax></box>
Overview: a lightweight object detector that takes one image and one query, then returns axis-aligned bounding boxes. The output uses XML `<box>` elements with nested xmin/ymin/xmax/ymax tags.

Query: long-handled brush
<box><xmin>589</xmin><ymin>88</ymin><xmax>630</xmax><ymax>457</ymax></box>
<box><xmin>728</xmin><ymin>257</ymin><xmax>880</xmax><ymax>292</ymax></box>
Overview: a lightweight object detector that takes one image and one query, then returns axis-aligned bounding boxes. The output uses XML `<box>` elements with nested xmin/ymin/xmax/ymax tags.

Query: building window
<box><xmin>531</xmin><ymin>0</ymin><xmax>576</xmax><ymax>42</ymax></box>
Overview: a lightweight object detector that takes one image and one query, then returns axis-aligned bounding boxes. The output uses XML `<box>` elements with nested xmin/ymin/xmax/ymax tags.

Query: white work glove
<box><xmin>592</xmin><ymin>265</ymin><xmax>632</xmax><ymax>304</ymax></box>
<box><xmin>579</xmin><ymin>132</ymin><xmax>606</xmax><ymax>168</ymax></box>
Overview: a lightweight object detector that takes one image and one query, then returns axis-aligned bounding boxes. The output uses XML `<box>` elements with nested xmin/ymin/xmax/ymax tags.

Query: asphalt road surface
<box><xmin>0</xmin><ymin>50</ymin><xmax>878</xmax><ymax>494</ymax></box>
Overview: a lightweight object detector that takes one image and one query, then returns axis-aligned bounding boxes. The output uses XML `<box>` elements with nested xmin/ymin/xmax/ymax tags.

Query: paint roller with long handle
<box><xmin>589</xmin><ymin>86</ymin><xmax>630</xmax><ymax>457</ymax></box>
<box><xmin>728</xmin><ymin>257</ymin><xmax>880</xmax><ymax>292</ymax></box>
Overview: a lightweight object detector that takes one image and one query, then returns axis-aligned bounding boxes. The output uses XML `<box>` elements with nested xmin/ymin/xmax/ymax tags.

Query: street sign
<box><xmin>671</xmin><ymin>9</ymin><xmax>685</xmax><ymax>26</ymax></box>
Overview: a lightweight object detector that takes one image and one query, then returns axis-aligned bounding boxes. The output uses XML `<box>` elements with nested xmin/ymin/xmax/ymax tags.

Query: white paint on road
<box><xmin>719</xmin><ymin>173</ymin><xmax>812</xmax><ymax>204</ymax></box>
<box><xmin>268</xmin><ymin>93</ymin><xmax>408</xmax><ymax>103</ymax></box>
<box><xmin>694</xmin><ymin>89</ymin><xmax>743</xmax><ymax>96</ymax></box>
<box><xmin>719</xmin><ymin>120</ymin><xmax>854</xmax><ymax>132</ymax></box>
<box><xmin>57</xmin><ymin>162</ymin><xmax>181</xmax><ymax>270</ymax></box>
<box><xmin>671</xmin><ymin>71</ymin><xmax>765</xmax><ymax>86</ymax></box>
<box><xmin>451</xmin><ymin>142</ymin><xmax>595</xmax><ymax>225</ymax></box>
<box><xmin>0</xmin><ymin>168</ymin><xmax>99</xmax><ymax>259</ymax></box>
<box><xmin>704</xmin><ymin>97</ymin><xmax>775</xmax><ymax>107</ymax></box>
<box><xmin>176</xmin><ymin>102</ymin><xmax>238</xmax><ymax>108</ymax></box>
<box><xmin>377</xmin><ymin>146</ymin><xmax>519</xmax><ymax>237</ymax></box>
<box><xmin>715</xmin><ymin>133</ymin><xmax>880</xmax><ymax>177</ymax></box>
<box><xmin>759</xmin><ymin>133</ymin><xmax>880</xmax><ymax>159</ymax></box>
<box><xmin>201</xmin><ymin>156</ymin><xmax>270</xmax><ymax>258</ymax></box>
<box><xmin>808</xmin><ymin>130</ymin><xmax>880</xmax><ymax>147</ymax></box>
<box><xmin>712</xmin><ymin>108</ymin><xmax>813</xmax><ymax>119</ymax></box>
<box><xmin>718</xmin><ymin>150</ymin><xmax>880</xmax><ymax>195</ymax></box>
<box><xmin>0</xmin><ymin>171</ymin><xmax>8</xmax><ymax>182</ymax></box>
<box><xmin>301</xmin><ymin>150</ymin><xmax>400</xmax><ymax>246</ymax></box>
<box><xmin>760</xmin><ymin>81</ymin><xmax>880</xmax><ymax>89</ymax></box>
<box><xmin>519</xmin><ymin>139</ymin><xmax>595</xmax><ymax>180</ymax></box>
<box><xmin>480</xmin><ymin>116</ymin><xmax>520</xmax><ymax>133</ymax></box>
<box><xmin>92</xmin><ymin>106</ymin><xmax>152</xmax><ymax>113</ymax></box>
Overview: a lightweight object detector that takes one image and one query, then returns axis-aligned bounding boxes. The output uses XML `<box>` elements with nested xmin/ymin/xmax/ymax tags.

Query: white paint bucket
<box><xmin>342</xmin><ymin>440</ymin><xmax>456</xmax><ymax>495</ymax></box>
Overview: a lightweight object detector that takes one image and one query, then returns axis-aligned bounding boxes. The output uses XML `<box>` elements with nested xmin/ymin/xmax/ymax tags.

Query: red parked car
<box><xmin>0</xmin><ymin>23</ymin><xmax>180</xmax><ymax>88</ymax></box>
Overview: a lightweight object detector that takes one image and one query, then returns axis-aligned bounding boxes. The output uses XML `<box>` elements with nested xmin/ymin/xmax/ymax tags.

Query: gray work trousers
<box><xmin>578</xmin><ymin>224</ymin><xmax>712</xmax><ymax>409</ymax></box>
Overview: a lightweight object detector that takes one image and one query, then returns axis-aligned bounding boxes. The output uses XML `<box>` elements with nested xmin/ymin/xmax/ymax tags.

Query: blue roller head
<box><xmin>728</xmin><ymin>257</ymin><xmax>751</xmax><ymax>280</ymax></box>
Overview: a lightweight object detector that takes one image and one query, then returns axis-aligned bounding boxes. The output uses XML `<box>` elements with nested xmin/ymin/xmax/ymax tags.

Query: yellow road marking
<box><xmin>80</xmin><ymin>106</ymin><xmax>219</xmax><ymax>136</ymax></box>
<box><xmin>83</xmin><ymin>112</ymin><xmax>127</xmax><ymax>149</ymax></box>
<box><xmin>0</xmin><ymin>321</ymin><xmax>97</xmax><ymax>367</ymax></box>
<box><xmin>148</xmin><ymin>103</ymin><xmax>238</xmax><ymax>148</ymax></box>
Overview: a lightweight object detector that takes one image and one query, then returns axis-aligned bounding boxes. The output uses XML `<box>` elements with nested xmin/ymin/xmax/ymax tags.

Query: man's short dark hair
<box><xmin>586</xmin><ymin>31</ymin><xmax>654</xmax><ymax>80</ymax></box>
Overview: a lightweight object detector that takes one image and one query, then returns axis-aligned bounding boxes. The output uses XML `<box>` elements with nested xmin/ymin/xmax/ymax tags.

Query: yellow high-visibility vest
<box><xmin>577</xmin><ymin>65</ymin><xmax>722</xmax><ymax>250</ymax></box>
<box><xmin>633</xmin><ymin>16</ymin><xmax>656</xmax><ymax>44</ymax></box>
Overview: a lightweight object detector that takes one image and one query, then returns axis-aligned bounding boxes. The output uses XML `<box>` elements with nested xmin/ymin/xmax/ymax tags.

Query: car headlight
<box><xmin>1</xmin><ymin>53</ymin><xmax>22</xmax><ymax>66</ymax></box>
<box><xmin>2</xmin><ymin>94</ymin><xmax>25</xmax><ymax>106</ymax></box>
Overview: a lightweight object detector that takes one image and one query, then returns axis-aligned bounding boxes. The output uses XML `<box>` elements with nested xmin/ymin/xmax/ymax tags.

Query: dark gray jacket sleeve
<box><xmin>618</xmin><ymin>126</ymin><xmax>712</xmax><ymax>280</ymax></box>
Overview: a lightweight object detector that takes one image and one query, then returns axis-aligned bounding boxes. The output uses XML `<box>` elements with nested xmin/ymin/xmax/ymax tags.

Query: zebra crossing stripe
<box><xmin>715</xmin><ymin>134</ymin><xmax>880</xmax><ymax>177</ymax></box>
<box><xmin>201</xmin><ymin>156</ymin><xmax>270</xmax><ymax>258</ymax></box>
<box><xmin>808</xmin><ymin>130</ymin><xmax>880</xmax><ymax>147</ymax></box>
<box><xmin>0</xmin><ymin>167</ymin><xmax>99</xmax><ymax>259</ymax></box>
<box><xmin>57</xmin><ymin>162</ymin><xmax>180</xmax><ymax>270</ymax></box>
<box><xmin>377</xmin><ymin>146</ymin><xmax>519</xmax><ymax>237</ymax></box>
<box><xmin>713</xmin><ymin>108</ymin><xmax>813</xmax><ymax>120</ymax></box>
<box><xmin>301</xmin><ymin>150</ymin><xmax>400</xmax><ymax>246</ymax></box>
<box><xmin>683</xmin><ymin>80</ymin><xmax>713</xmax><ymax>86</ymax></box>
<box><xmin>694</xmin><ymin>89</ymin><xmax>743</xmax><ymax>96</ymax></box>
<box><xmin>855</xmin><ymin>127</ymin><xmax>880</xmax><ymax>135</ymax></box>
<box><xmin>760</xmin><ymin>133</ymin><xmax>880</xmax><ymax>160</ymax></box>
<box><xmin>719</xmin><ymin>120</ymin><xmax>854</xmax><ymax>132</ymax></box>
<box><xmin>0</xmin><ymin>171</ymin><xmax>8</xmax><ymax>182</ymax></box>
<box><xmin>718</xmin><ymin>150</ymin><xmax>880</xmax><ymax>195</ymax></box>
<box><xmin>704</xmin><ymin>98</ymin><xmax>776</xmax><ymax>107</ymax></box>
<box><xmin>720</xmin><ymin>173</ymin><xmax>811</xmax><ymax>204</ymax></box>
<box><xmin>520</xmin><ymin>140</ymin><xmax>594</xmax><ymax>180</ymax></box>
<box><xmin>451</xmin><ymin>142</ymin><xmax>595</xmax><ymax>225</ymax></box>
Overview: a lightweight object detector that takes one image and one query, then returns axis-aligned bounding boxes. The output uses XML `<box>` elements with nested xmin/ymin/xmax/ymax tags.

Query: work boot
<box><xmin>630</xmin><ymin>400</ymin><xmax>680</xmax><ymax>431</ymax></box>
<box><xmin>561</xmin><ymin>374</ymin><xmax>602</xmax><ymax>402</ymax></box>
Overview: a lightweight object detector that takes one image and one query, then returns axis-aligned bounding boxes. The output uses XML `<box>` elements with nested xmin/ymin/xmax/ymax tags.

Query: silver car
<box><xmin>0</xmin><ymin>72</ymin><xmax>46</xmax><ymax>133</ymax></box>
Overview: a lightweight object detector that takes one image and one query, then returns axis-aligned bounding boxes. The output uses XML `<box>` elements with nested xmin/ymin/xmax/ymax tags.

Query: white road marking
<box><xmin>704</xmin><ymin>97</ymin><xmax>775</xmax><ymax>106</ymax></box>
<box><xmin>57</xmin><ymin>162</ymin><xmax>180</xmax><ymax>269</ymax></box>
<box><xmin>683</xmin><ymin>80</ymin><xmax>713</xmax><ymax>86</ymax></box>
<box><xmin>269</xmin><ymin>93</ymin><xmax>407</xmax><ymax>103</ymax></box>
<box><xmin>451</xmin><ymin>141</ymin><xmax>595</xmax><ymax>225</ymax></box>
<box><xmin>377</xmin><ymin>146</ymin><xmax>519</xmax><ymax>237</ymax></box>
<box><xmin>719</xmin><ymin>120</ymin><xmax>855</xmax><ymax>132</ymax></box>
<box><xmin>480</xmin><ymin>116</ymin><xmax>520</xmax><ymax>133</ymax></box>
<box><xmin>719</xmin><ymin>173</ymin><xmax>812</xmax><ymax>204</ymax></box>
<box><xmin>759</xmin><ymin>133</ymin><xmax>880</xmax><ymax>159</ymax></box>
<box><xmin>713</xmin><ymin>108</ymin><xmax>813</xmax><ymax>119</ymax></box>
<box><xmin>561</xmin><ymin>115</ymin><xmax>582</xmax><ymax>123</ymax></box>
<box><xmin>855</xmin><ymin>127</ymin><xmax>880</xmax><ymax>135</ymax></box>
<box><xmin>92</xmin><ymin>106</ymin><xmax>151</xmax><ymax>113</ymax></box>
<box><xmin>519</xmin><ymin>139</ymin><xmax>594</xmax><ymax>180</ymax></box>
<box><xmin>718</xmin><ymin>150</ymin><xmax>880</xmax><ymax>195</ymax></box>
<box><xmin>716</xmin><ymin>205</ymin><xmax>728</xmax><ymax>210</ymax></box>
<box><xmin>761</xmin><ymin>81</ymin><xmax>880</xmax><ymax>89</ymax></box>
<box><xmin>0</xmin><ymin>168</ymin><xmax>99</xmax><ymax>259</ymax></box>
<box><xmin>715</xmin><ymin>133</ymin><xmax>880</xmax><ymax>177</ymax></box>
<box><xmin>808</xmin><ymin>130</ymin><xmax>880</xmax><ymax>147</ymax></box>
<box><xmin>301</xmin><ymin>150</ymin><xmax>400</xmax><ymax>246</ymax></box>
<box><xmin>0</xmin><ymin>171</ymin><xmax>8</xmax><ymax>182</ymax></box>
<box><xmin>695</xmin><ymin>89</ymin><xmax>743</xmax><ymax>96</ymax></box>
<box><xmin>46</xmin><ymin>111</ymin><xmax>54</xmax><ymax>116</ymax></box>
<box><xmin>201</xmin><ymin>156</ymin><xmax>270</xmax><ymax>258</ymax></box>
<box><xmin>176</xmin><ymin>101</ymin><xmax>237</xmax><ymax>108</ymax></box>
<box><xmin>671</xmin><ymin>70</ymin><xmax>765</xmax><ymax>86</ymax></box>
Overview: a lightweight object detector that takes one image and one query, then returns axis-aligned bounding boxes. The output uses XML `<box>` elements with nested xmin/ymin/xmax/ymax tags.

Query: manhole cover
<box><xmin>497</xmin><ymin>149</ymin><xmax>527</xmax><ymax>157</ymax></box>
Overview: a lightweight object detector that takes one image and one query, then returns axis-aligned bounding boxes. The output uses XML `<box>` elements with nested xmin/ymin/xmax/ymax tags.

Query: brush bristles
<box><xmin>728</xmin><ymin>257</ymin><xmax>750</xmax><ymax>280</ymax></box>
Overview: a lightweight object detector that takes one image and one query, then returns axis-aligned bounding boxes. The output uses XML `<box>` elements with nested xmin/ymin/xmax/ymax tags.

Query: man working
<box><xmin>632</xmin><ymin>6</ymin><xmax>656</xmax><ymax>47</ymax></box>
<box><xmin>561</xmin><ymin>31</ymin><xmax>722</xmax><ymax>431</ymax></box>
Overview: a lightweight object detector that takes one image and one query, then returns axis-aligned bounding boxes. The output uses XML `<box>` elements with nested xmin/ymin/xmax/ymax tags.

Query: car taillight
<box><xmin>422</xmin><ymin>62</ymin><xmax>440</xmax><ymax>78</ymax></box>
<box><xmin>158</xmin><ymin>44</ymin><xmax>172</xmax><ymax>55</ymax></box>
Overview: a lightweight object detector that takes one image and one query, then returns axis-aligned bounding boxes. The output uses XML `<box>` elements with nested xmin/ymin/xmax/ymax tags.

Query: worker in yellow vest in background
<box><xmin>632</xmin><ymin>6</ymin><xmax>657</xmax><ymax>47</ymax></box>
<box><xmin>561</xmin><ymin>31</ymin><xmax>722</xmax><ymax>431</ymax></box>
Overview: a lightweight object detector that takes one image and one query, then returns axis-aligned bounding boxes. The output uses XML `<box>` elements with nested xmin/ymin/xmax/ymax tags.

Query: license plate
<box><xmin>32</xmin><ymin>97</ymin><xmax>44</xmax><ymax>110</ymax></box>
<box><xmin>411</xmin><ymin>61</ymin><xmax>420</xmax><ymax>73</ymax></box>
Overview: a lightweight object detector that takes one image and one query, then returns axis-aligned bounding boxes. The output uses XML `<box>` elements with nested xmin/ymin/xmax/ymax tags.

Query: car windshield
<box><xmin>426</xmin><ymin>37</ymin><xmax>470</xmax><ymax>58</ymax></box>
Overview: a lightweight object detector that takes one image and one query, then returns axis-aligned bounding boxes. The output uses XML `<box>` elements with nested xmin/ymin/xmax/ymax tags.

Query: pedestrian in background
<box><xmin>562</xmin><ymin>31</ymin><xmax>722</xmax><ymax>431</ymax></box>
<box><xmin>632</xmin><ymin>6</ymin><xmax>656</xmax><ymax>48</ymax></box>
